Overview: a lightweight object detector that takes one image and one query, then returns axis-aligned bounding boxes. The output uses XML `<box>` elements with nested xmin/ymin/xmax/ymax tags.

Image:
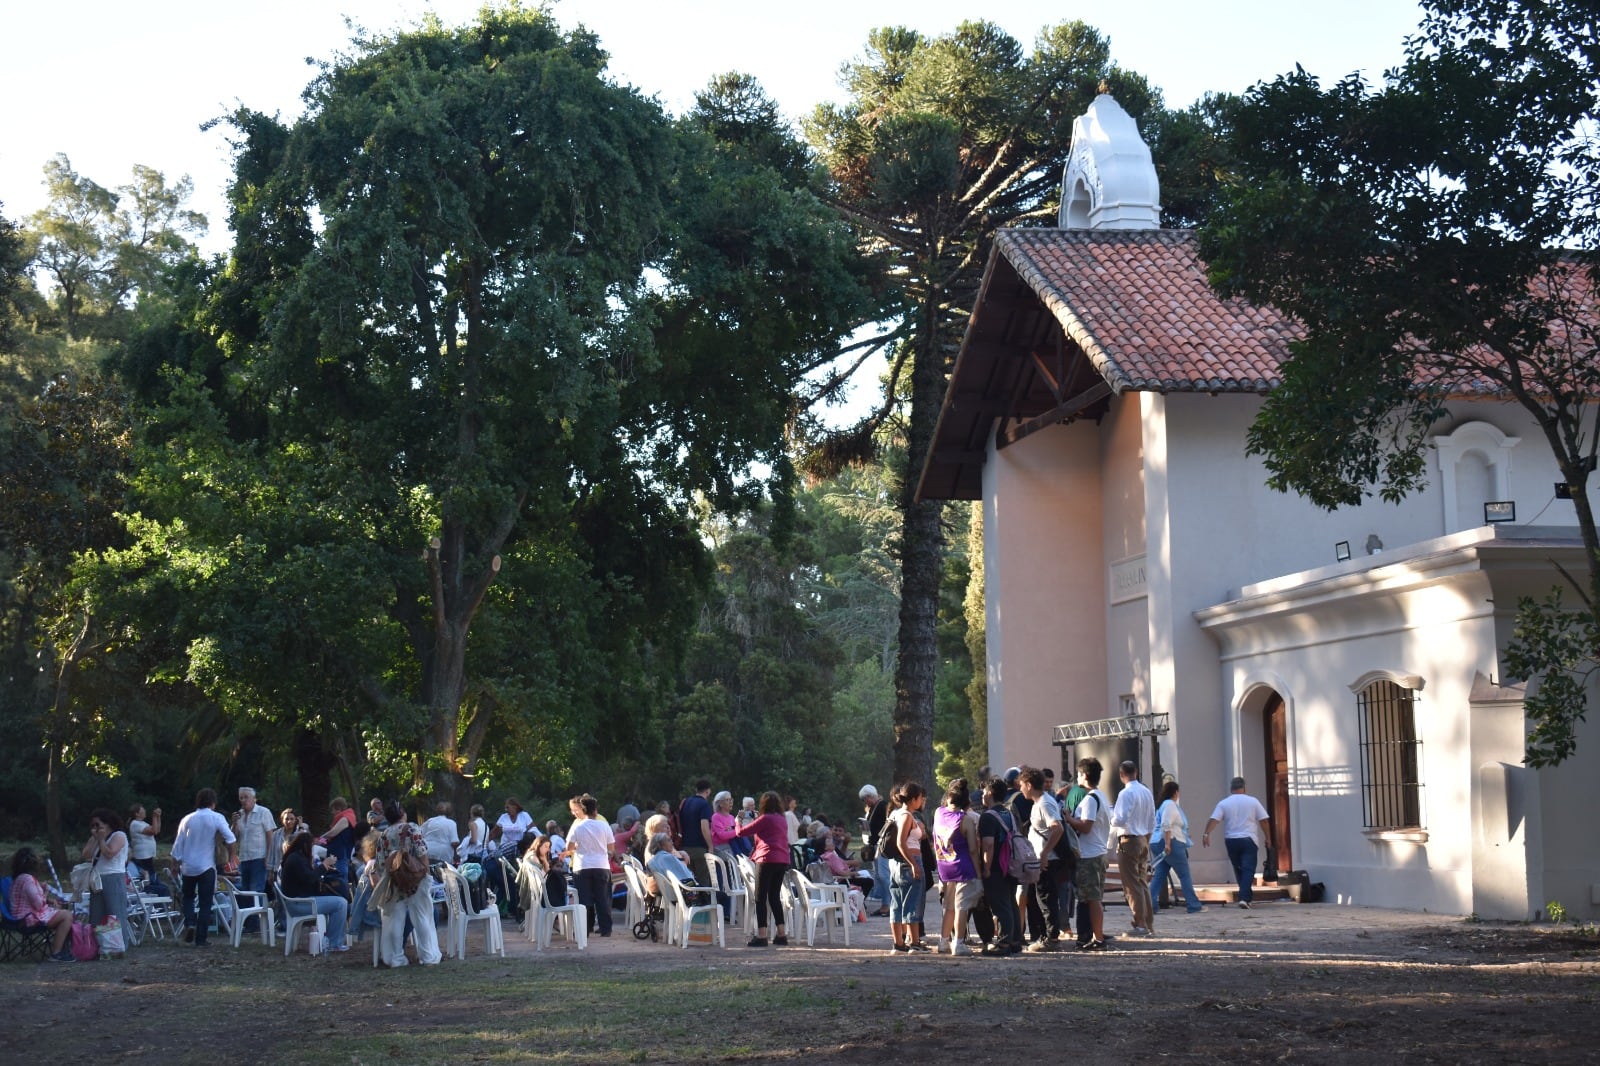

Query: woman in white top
<box><xmin>83</xmin><ymin>807</ymin><xmax>131</xmax><ymax>938</ymax></box>
<box><xmin>1149</xmin><ymin>780</ymin><xmax>1204</xmax><ymax>915</ymax></box>
<box><xmin>783</xmin><ymin>795</ymin><xmax>802</xmax><ymax>846</ymax></box>
<box><xmin>886</xmin><ymin>782</ymin><xmax>930</xmax><ymax>953</ymax></box>
<box><xmin>494</xmin><ymin>798</ymin><xmax>535</xmax><ymax>854</ymax></box>
<box><xmin>562</xmin><ymin>794</ymin><xmax>615</xmax><ymax>937</ymax></box>
<box><xmin>125</xmin><ymin>803</ymin><xmax>161</xmax><ymax>882</ymax></box>
<box><xmin>459</xmin><ymin>803</ymin><xmax>489</xmax><ymax>861</ymax></box>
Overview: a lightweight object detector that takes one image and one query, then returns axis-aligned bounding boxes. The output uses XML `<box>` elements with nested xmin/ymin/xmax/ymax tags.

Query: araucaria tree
<box><xmin>1199</xmin><ymin>0</ymin><xmax>1600</xmax><ymax>765</ymax></box>
<box><xmin>155</xmin><ymin>6</ymin><xmax>868</xmax><ymax>803</ymax></box>
<box><xmin>803</xmin><ymin>22</ymin><xmax>1158</xmax><ymax>787</ymax></box>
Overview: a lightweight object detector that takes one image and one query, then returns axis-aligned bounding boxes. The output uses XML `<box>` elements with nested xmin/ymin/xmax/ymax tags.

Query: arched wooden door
<box><xmin>1263</xmin><ymin>693</ymin><xmax>1292</xmax><ymax>874</ymax></box>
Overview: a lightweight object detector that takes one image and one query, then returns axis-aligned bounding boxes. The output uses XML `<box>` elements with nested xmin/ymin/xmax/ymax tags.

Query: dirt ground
<box><xmin>5</xmin><ymin>898</ymin><xmax>1598</xmax><ymax>1064</ymax></box>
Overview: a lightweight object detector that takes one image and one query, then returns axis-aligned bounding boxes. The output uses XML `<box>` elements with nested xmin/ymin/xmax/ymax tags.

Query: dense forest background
<box><xmin>0</xmin><ymin>6</ymin><xmax>1223</xmax><ymax>863</ymax></box>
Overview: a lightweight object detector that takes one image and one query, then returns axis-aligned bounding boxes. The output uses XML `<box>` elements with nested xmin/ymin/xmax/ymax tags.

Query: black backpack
<box><xmin>877</xmin><ymin>812</ymin><xmax>902</xmax><ymax>863</ymax></box>
<box><xmin>862</xmin><ymin>800</ymin><xmax>889</xmax><ymax>861</ymax></box>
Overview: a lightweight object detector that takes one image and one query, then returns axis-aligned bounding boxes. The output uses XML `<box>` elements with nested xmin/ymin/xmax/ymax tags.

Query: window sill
<box><xmin>1364</xmin><ymin>827</ymin><xmax>1428</xmax><ymax>844</ymax></box>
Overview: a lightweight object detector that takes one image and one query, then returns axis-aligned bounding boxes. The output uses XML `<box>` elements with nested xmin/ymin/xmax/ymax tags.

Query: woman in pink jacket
<box><xmin>736</xmin><ymin>791</ymin><xmax>790</xmax><ymax>947</ymax></box>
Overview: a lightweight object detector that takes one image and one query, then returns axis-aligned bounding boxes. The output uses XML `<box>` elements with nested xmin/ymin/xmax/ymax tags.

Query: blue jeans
<box><xmin>285</xmin><ymin>894</ymin><xmax>348</xmax><ymax>950</ymax></box>
<box><xmin>181</xmin><ymin>868</ymin><xmax>217</xmax><ymax>945</ymax></box>
<box><xmin>888</xmin><ymin>861</ymin><xmax>923</xmax><ymax>923</ymax></box>
<box><xmin>238</xmin><ymin>858</ymin><xmax>267</xmax><ymax>930</ymax></box>
<box><xmin>870</xmin><ymin>855</ymin><xmax>891</xmax><ymax>908</ymax></box>
<box><xmin>1150</xmin><ymin>839</ymin><xmax>1204</xmax><ymax>912</ymax></box>
<box><xmin>1225</xmin><ymin>837</ymin><xmax>1259</xmax><ymax>904</ymax></box>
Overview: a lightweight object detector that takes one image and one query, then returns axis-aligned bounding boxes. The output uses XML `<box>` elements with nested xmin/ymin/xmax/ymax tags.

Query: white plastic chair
<box><xmin>439</xmin><ymin>864</ymin><xmax>504</xmax><ymax>960</ymax></box>
<box><xmin>660</xmin><ymin>869</ymin><xmax>724</xmax><ymax>949</ymax></box>
<box><xmin>217</xmin><ymin>877</ymin><xmax>276</xmax><ymax>949</ymax></box>
<box><xmin>619</xmin><ymin>855</ymin><xmax>649</xmax><ymax>930</ymax></box>
<box><xmin>276</xmin><ymin>892</ymin><xmax>326</xmax><ymax>956</ymax></box>
<box><xmin>526</xmin><ymin>864</ymin><xmax>587</xmax><ymax>951</ymax></box>
<box><xmin>709</xmin><ymin>853</ymin><xmax>750</xmax><ymax>933</ymax></box>
<box><xmin>787</xmin><ymin>868</ymin><xmax>849</xmax><ymax>946</ymax></box>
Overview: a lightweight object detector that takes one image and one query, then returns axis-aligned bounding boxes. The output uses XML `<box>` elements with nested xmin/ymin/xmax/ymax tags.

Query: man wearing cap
<box><xmin>859</xmin><ymin>785</ymin><xmax>890</xmax><ymax>916</ymax></box>
<box><xmin>1203</xmin><ymin>777</ymin><xmax>1271</xmax><ymax>908</ymax></box>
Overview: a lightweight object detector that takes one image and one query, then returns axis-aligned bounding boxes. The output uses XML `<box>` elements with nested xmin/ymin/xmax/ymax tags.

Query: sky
<box><xmin>1</xmin><ymin>0</ymin><xmax>1425</xmax><ymax>256</ymax></box>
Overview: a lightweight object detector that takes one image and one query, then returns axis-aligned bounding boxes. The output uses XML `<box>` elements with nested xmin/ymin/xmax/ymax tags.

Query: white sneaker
<box><xmin>950</xmin><ymin>941</ymin><xmax>971</xmax><ymax>956</ymax></box>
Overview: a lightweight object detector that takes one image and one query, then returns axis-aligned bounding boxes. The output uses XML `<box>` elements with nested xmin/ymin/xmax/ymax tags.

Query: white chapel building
<box><xmin>917</xmin><ymin>94</ymin><xmax>1600</xmax><ymax>920</ymax></box>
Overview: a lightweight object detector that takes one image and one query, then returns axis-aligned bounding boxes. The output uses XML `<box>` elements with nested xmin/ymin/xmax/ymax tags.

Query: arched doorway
<box><xmin>1262</xmin><ymin>692</ymin><xmax>1292</xmax><ymax>875</ymax></box>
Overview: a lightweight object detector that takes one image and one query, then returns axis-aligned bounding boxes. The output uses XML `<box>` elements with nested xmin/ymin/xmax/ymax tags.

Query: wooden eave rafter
<box><xmin>916</xmin><ymin>247</ymin><xmax>1114</xmax><ymax>502</ymax></box>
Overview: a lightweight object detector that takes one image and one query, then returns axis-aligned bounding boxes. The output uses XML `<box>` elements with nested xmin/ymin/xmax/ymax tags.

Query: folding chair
<box><xmin>132</xmin><ymin>883</ymin><xmax>182</xmax><ymax>941</ymax></box>
<box><xmin>0</xmin><ymin>877</ymin><xmax>53</xmax><ymax>963</ymax></box>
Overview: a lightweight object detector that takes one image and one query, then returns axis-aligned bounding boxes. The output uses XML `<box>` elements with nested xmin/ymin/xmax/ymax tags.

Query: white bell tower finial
<box><xmin>1059</xmin><ymin>93</ymin><xmax>1161</xmax><ymax>230</ymax></box>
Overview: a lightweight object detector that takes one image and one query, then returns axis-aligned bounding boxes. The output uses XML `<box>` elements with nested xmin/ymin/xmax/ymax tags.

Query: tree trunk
<box><xmin>45</xmin><ymin>737</ymin><xmax>68</xmax><ymax>873</ymax></box>
<box><xmin>293</xmin><ymin>726</ymin><xmax>340</xmax><ymax>830</ymax></box>
<box><xmin>45</xmin><ymin>609</ymin><xmax>94</xmax><ymax>871</ymax></box>
<box><xmin>892</xmin><ymin>292</ymin><xmax>948</xmax><ymax>790</ymax></box>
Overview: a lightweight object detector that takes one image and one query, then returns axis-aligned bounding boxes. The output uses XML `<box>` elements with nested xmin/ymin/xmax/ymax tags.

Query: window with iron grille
<box><xmin>1356</xmin><ymin>679</ymin><xmax>1424</xmax><ymax>829</ymax></box>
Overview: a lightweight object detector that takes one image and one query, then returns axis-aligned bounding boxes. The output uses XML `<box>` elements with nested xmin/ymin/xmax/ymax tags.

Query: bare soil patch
<box><xmin>5</xmin><ymin>901</ymin><xmax>1597</xmax><ymax>1064</ymax></box>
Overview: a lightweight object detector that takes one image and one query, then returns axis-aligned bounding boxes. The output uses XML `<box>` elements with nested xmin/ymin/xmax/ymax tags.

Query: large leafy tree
<box><xmin>1199</xmin><ymin>0</ymin><xmax>1600</xmax><ymax>765</ymax></box>
<box><xmin>0</xmin><ymin>373</ymin><xmax>136</xmax><ymax>862</ymax></box>
<box><xmin>803</xmin><ymin>21</ymin><xmax>1159</xmax><ymax>788</ymax></box>
<box><xmin>131</xmin><ymin>6</ymin><xmax>868</xmax><ymax>807</ymax></box>
<box><xmin>24</xmin><ymin>156</ymin><xmax>204</xmax><ymax>340</ymax></box>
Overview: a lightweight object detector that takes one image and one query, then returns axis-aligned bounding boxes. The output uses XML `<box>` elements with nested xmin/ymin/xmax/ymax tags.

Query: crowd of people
<box><xmin>6</xmin><ymin>769</ymin><xmax>1274</xmax><ymax>962</ymax></box>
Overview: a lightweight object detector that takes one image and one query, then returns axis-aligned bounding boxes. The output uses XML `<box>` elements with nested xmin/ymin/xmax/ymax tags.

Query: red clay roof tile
<box><xmin>997</xmin><ymin>228</ymin><xmax>1300</xmax><ymax>393</ymax></box>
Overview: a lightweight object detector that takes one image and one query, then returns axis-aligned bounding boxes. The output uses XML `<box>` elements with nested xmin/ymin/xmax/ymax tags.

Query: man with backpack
<box><xmin>1065</xmin><ymin>757</ymin><xmax>1112</xmax><ymax>951</ymax></box>
<box><xmin>978</xmin><ymin>777</ymin><xmax>1021</xmax><ymax>953</ymax></box>
<box><xmin>1017</xmin><ymin>767</ymin><xmax>1073</xmax><ymax>952</ymax></box>
<box><xmin>859</xmin><ymin>785</ymin><xmax>890</xmax><ymax>917</ymax></box>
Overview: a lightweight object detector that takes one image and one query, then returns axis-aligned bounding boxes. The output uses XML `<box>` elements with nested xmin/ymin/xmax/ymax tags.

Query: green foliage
<box><xmin>1502</xmin><ymin>590</ymin><xmax>1598</xmax><ymax>768</ymax></box>
<box><xmin>803</xmin><ymin>20</ymin><xmax>1162</xmax><ymax>787</ymax></box>
<box><xmin>24</xmin><ymin>155</ymin><xmax>205</xmax><ymax>341</ymax></box>
<box><xmin>1200</xmin><ymin>0</ymin><xmax>1600</xmax><ymax>763</ymax></box>
<box><xmin>93</xmin><ymin>5</ymin><xmax>872</xmax><ymax>808</ymax></box>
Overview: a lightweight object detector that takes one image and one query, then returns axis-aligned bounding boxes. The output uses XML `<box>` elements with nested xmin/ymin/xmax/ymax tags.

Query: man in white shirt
<box><xmin>1018</xmin><ymin>767</ymin><xmax>1068</xmax><ymax>952</ymax></box>
<box><xmin>231</xmin><ymin>787</ymin><xmax>277</xmax><ymax>908</ymax></box>
<box><xmin>420</xmin><ymin>801</ymin><xmax>461</xmax><ymax>862</ymax></box>
<box><xmin>1064</xmin><ymin>758</ymin><xmax>1112</xmax><ymax>950</ymax></box>
<box><xmin>171</xmin><ymin>788</ymin><xmax>238</xmax><ymax>947</ymax></box>
<box><xmin>1203</xmin><ymin>777</ymin><xmax>1271</xmax><ymax>908</ymax></box>
<box><xmin>1111</xmin><ymin>760</ymin><xmax>1157</xmax><ymax>937</ymax></box>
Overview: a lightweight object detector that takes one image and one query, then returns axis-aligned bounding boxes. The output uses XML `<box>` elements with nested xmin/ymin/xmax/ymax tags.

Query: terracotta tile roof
<box><xmin>997</xmin><ymin>228</ymin><xmax>1300</xmax><ymax>393</ymax></box>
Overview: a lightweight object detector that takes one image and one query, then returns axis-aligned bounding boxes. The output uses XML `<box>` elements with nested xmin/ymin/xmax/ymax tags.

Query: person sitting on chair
<box><xmin>9</xmin><ymin>847</ymin><xmax>75</xmax><ymax>961</ymax></box>
<box><xmin>279</xmin><ymin>833</ymin><xmax>350</xmax><ymax>952</ymax></box>
<box><xmin>643</xmin><ymin>830</ymin><xmax>699</xmax><ymax>896</ymax></box>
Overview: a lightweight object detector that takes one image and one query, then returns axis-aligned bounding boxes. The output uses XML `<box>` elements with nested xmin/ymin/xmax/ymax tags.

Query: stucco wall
<box><xmin>983</xmin><ymin>419</ymin><xmax>1107</xmax><ymax>772</ymax></box>
<box><xmin>1208</xmin><ymin>569</ymin><xmax>1498</xmax><ymax>914</ymax></box>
